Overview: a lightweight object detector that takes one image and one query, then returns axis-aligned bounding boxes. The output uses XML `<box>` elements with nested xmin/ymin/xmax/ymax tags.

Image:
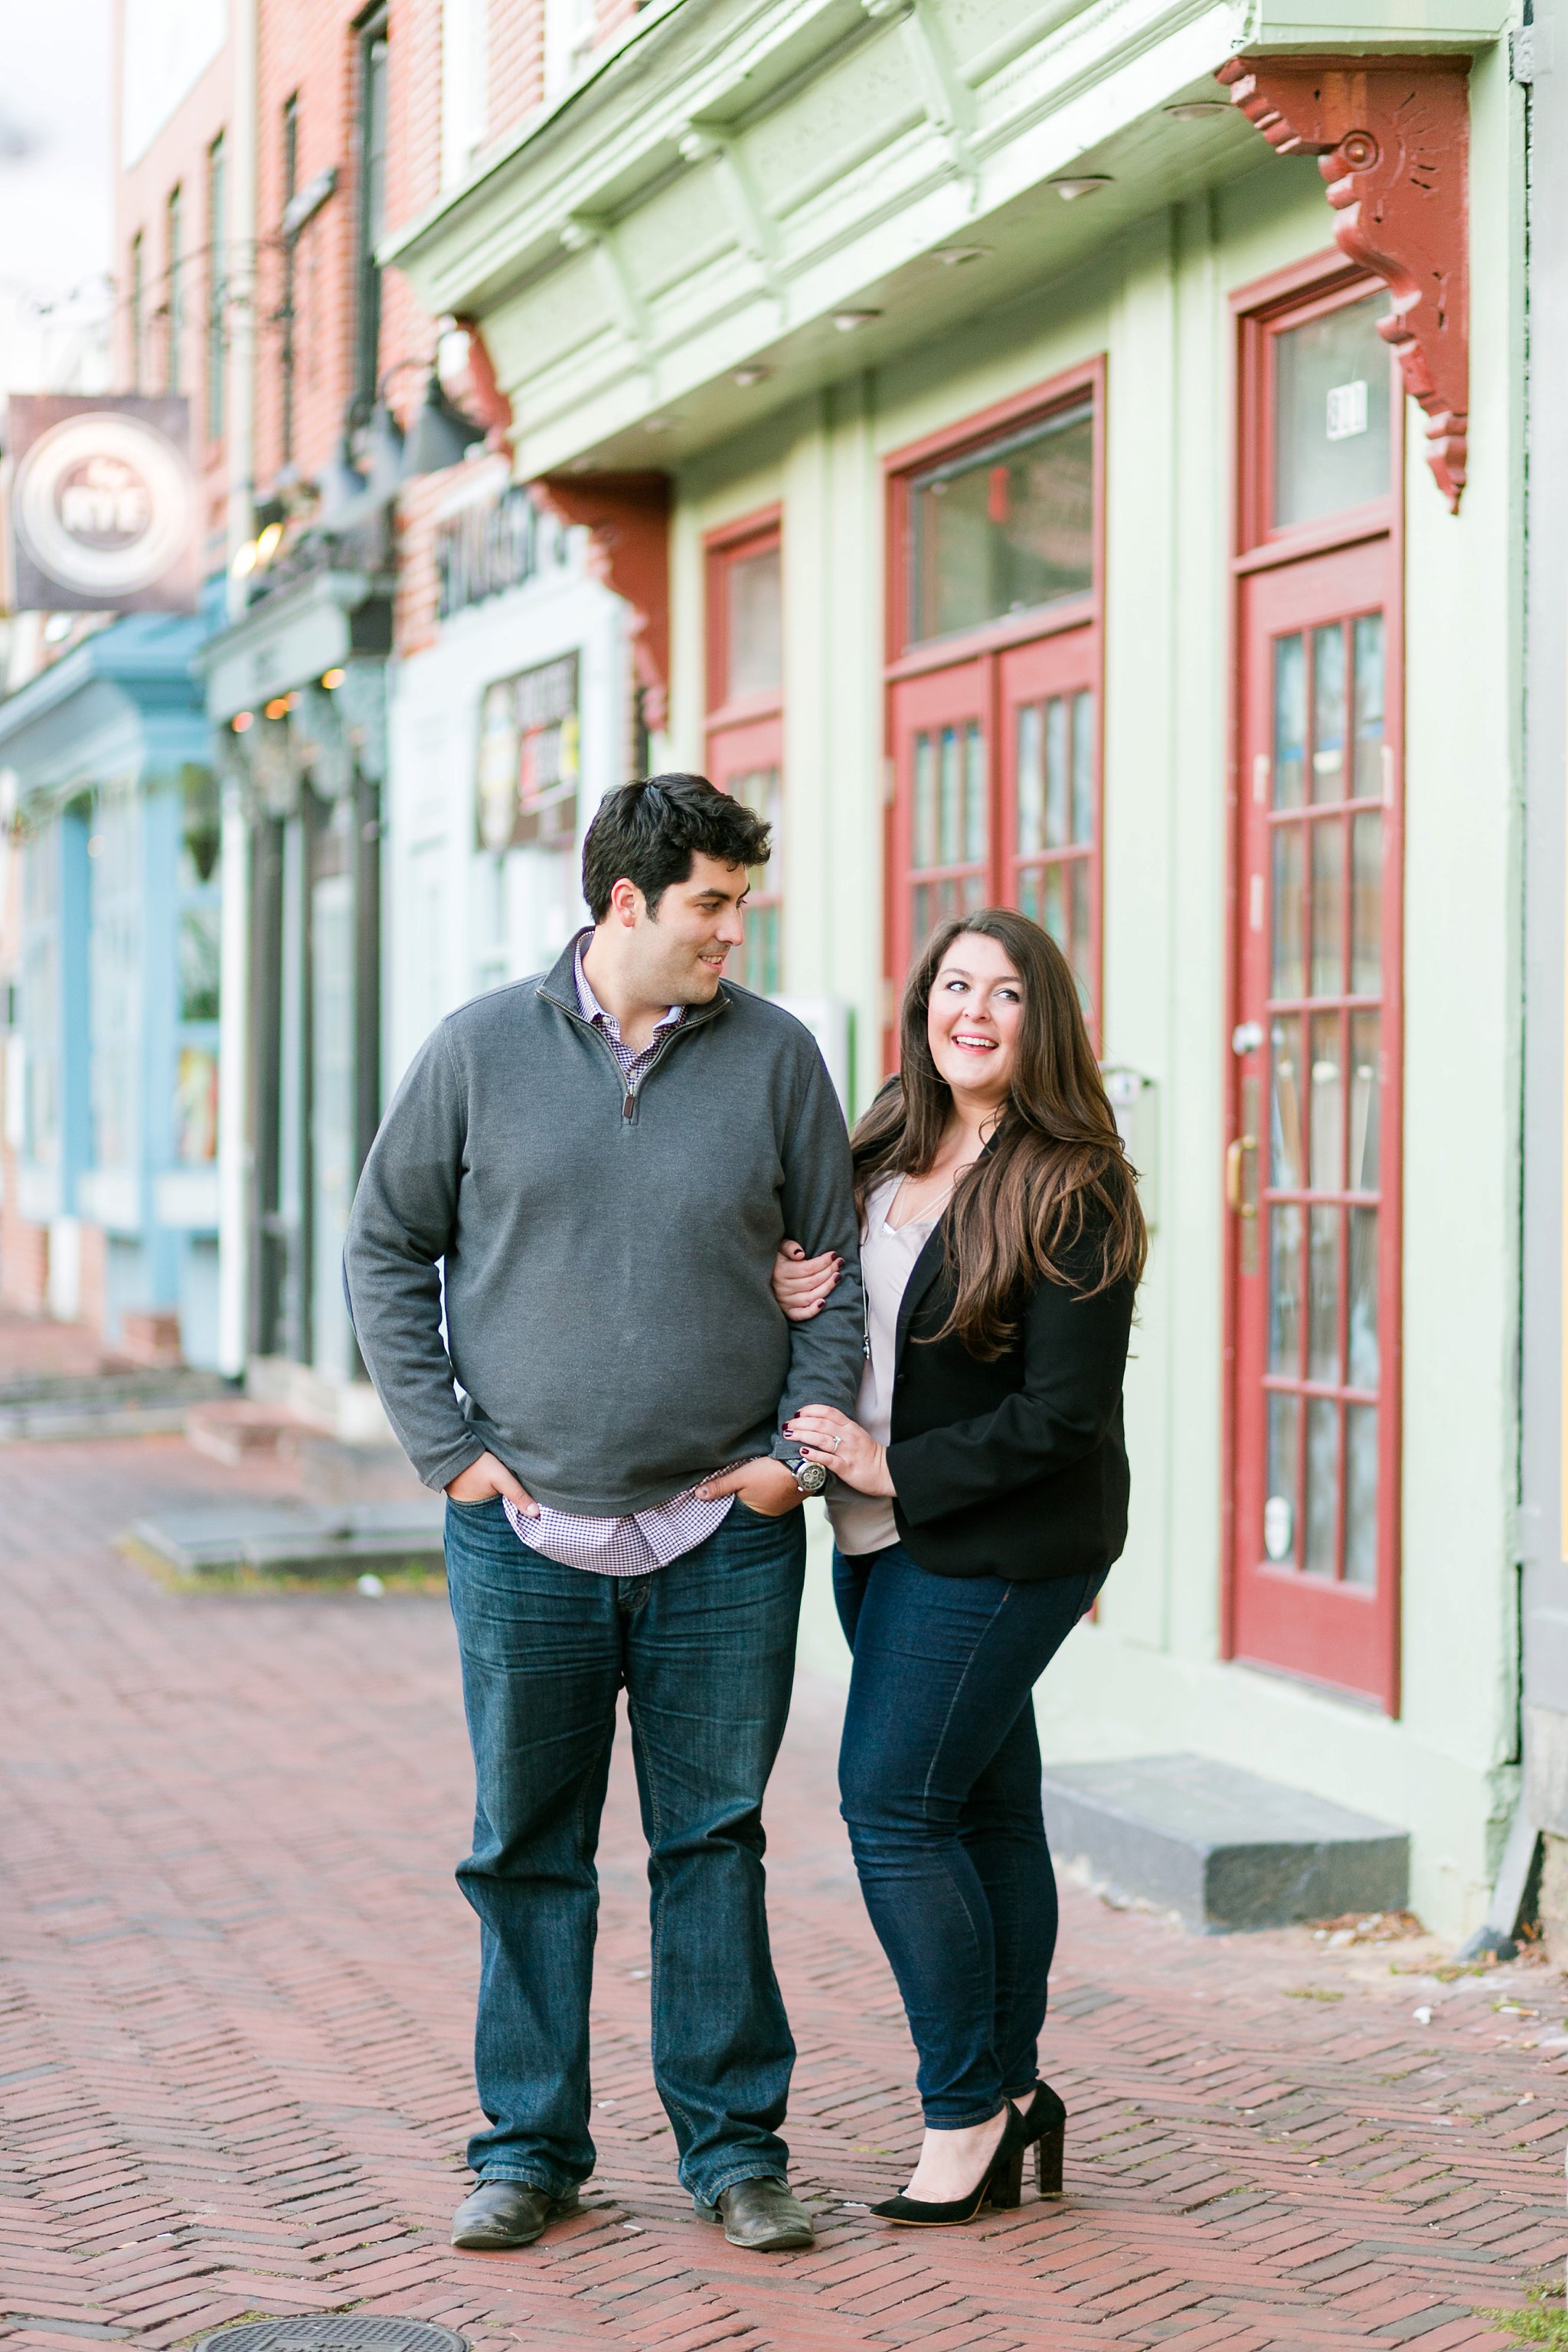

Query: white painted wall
<box><xmin>384</xmin><ymin>550</ymin><xmax>629</xmax><ymax>1096</ymax></box>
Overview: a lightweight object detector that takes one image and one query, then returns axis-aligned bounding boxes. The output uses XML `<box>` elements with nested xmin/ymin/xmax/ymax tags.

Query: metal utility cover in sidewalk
<box><xmin>1041</xmin><ymin>1753</ymin><xmax>1410</xmax><ymax>1931</ymax></box>
<box><xmin>195</xmin><ymin>2323</ymin><xmax>468</xmax><ymax>2352</ymax></box>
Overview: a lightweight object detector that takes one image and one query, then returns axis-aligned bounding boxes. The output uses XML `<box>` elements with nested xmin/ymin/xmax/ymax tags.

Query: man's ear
<box><xmin>609</xmin><ymin>877</ymin><xmax>644</xmax><ymax>929</ymax></box>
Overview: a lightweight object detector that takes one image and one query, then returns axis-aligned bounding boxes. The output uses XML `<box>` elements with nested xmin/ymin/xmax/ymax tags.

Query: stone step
<box><xmin>1040</xmin><ymin>1752</ymin><xmax>1410</xmax><ymax>1932</ymax></box>
<box><xmin>125</xmin><ymin>1496</ymin><xmax>446</xmax><ymax>1580</ymax></box>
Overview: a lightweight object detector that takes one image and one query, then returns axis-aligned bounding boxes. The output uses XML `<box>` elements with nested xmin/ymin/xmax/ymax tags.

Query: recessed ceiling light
<box><xmin>1050</xmin><ymin>175</ymin><xmax>1112</xmax><ymax>200</ymax></box>
<box><xmin>933</xmin><ymin>246</ymin><xmax>989</xmax><ymax>266</ymax></box>
<box><xmin>1165</xmin><ymin>99</ymin><xmax>1231</xmax><ymax>119</ymax></box>
<box><xmin>832</xmin><ymin>308</ymin><xmax>882</xmax><ymax>332</ymax></box>
<box><xmin>733</xmin><ymin>364</ymin><xmax>771</xmax><ymax>387</ymax></box>
<box><xmin>643</xmin><ymin>416</ymin><xmax>678</xmax><ymax>433</ymax></box>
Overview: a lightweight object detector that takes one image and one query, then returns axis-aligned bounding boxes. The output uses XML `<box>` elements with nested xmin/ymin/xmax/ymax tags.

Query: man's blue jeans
<box><xmin>443</xmin><ymin>1493</ymin><xmax>807</xmax><ymax>2203</ymax></box>
<box><xmin>834</xmin><ymin>1543</ymin><xmax>1102</xmax><ymax>2129</ymax></box>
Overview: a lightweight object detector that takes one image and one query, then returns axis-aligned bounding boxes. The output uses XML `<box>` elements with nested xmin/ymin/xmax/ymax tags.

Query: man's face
<box><xmin>629</xmin><ymin>851</ymin><xmax>750</xmax><ymax>1005</ymax></box>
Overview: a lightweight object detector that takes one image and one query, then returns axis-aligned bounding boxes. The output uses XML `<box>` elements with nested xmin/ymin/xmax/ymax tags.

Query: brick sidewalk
<box><xmin>0</xmin><ymin>1434</ymin><xmax>1563</xmax><ymax>2352</ymax></box>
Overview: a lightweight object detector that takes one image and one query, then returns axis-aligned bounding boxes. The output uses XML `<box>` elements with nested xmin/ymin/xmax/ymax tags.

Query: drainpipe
<box><xmin>217</xmin><ymin>0</ymin><xmax>256</xmax><ymax>1379</ymax></box>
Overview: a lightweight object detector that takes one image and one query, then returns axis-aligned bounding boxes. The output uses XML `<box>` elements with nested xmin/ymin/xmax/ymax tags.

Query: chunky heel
<box><xmin>987</xmin><ymin>2148</ymin><xmax>1024</xmax><ymax>2210</ymax></box>
<box><xmin>1035</xmin><ymin>2123</ymin><xmax>1065</xmax><ymax>2197</ymax></box>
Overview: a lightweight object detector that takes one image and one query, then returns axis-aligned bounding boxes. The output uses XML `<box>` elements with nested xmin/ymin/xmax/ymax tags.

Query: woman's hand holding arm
<box><xmin>771</xmin><ymin>1239</ymin><xmax>843</xmax><ymax>1322</ymax></box>
<box><xmin>785</xmin><ymin>1404</ymin><xmax>895</xmax><ymax>1496</ymax></box>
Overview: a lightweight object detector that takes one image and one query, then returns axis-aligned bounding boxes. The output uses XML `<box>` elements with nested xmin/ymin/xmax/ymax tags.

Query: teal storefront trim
<box><xmin>0</xmin><ymin>612</ymin><xmax>224</xmax><ymax>1363</ymax></box>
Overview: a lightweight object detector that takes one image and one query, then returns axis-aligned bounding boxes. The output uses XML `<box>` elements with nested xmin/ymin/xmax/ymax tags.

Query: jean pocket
<box><xmin>447</xmin><ymin>1492</ymin><xmax>505</xmax><ymax>1511</ymax></box>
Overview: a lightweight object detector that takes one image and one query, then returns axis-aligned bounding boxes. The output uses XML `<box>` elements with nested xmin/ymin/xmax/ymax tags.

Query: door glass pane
<box><xmin>909</xmin><ymin>404</ymin><xmax>1093</xmax><ymax>642</ymax></box>
<box><xmin>1273</xmin><ymin>635</ymin><xmax>1306</xmax><ymax>808</ymax></box>
<box><xmin>1312</xmin><ymin>624</ymin><xmax>1346</xmax><ymax>803</ymax></box>
<box><xmin>1308</xmin><ymin>1204</ymin><xmax>1340</xmax><ymax>1382</ymax></box>
<box><xmin>1041</xmin><ymin>864</ymin><xmax>1066</xmax><ymax>950</ymax></box>
<box><xmin>1348</xmin><ymin>1207</ymin><xmax>1379</xmax><ymax>1389</ymax></box>
<box><xmin>939</xmin><ymin>728</ymin><xmax>961</xmax><ymax>864</ymax></box>
<box><xmin>1351</xmin><ymin>812</ymin><xmax>1382</xmax><ymax>993</ymax></box>
<box><xmin>1344</xmin><ymin>1404</ymin><xmax>1378</xmax><ymax>1586</ymax></box>
<box><xmin>1070</xmin><ymin>859</ymin><xmax>1092</xmax><ymax>1008</ymax></box>
<box><xmin>913</xmin><ymin>732</ymin><xmax>936</xmax><ymax>867</ymax></box>
<box><xmin>1349</xmin><ymin>1011</ymin><xmax>1380</xmax><ymax>1189</ymax></box>
<box><xmin>1272</xmin><ymin>292</ymin><xmax>1393</xmax><ymax>529</ymax></box>
<box><xmin>1270</xmin><ymin>1014</ymin><xmax>1303</xmax><ymax>1188</ymax></box>
<box><xmin>1268</xmin><ymin>1204</ymin><xmax>1302</xmax><ymax>1374</ymax></box>
<box><xmin>1310</xmin><ymin>821</ymin><xmax>1344</xmax><ymax>996</ymax></box>
<box><xmin>1071</xmin><ymin>691</ymin><xmax>1095</xmax><ymax>843</ymax></box>
<box><xmin>727</xmin><ymin>544</ymin><xmax>782</xmax><ymax>698</ymax></box>
<box><xmin>1044</xmin><ymin>696</ymin><xmax>1069</xmax><ymax>848</ymax></box>
<box><xmin>1304</xmin><ymin>1397</ymin><xmax>1341</xmax><ymax>1576</ymax></box>
<box><xmin>1016</xmin><ymin>704</ymin><xmax>1044</xmax><ymax>855</ymax></box>
<box><xmin>1353</xmin><ymin>613</ymin><xmax>1384</xmax><ymax>798</ymax></box>
<box><xmin>1308</xmin><ymin>1011</ymin><xmax>1342</xmax><ymax>1191</ymax></box>
<box><xmin>1266</xmin><ymin>1391</ymin><xmax>1300</xmax><ymax>1565</ymax></box>
<box><xmin>733</xmin><ymin>764</ymin><xmax>782</xmax><ymax>996</ymax></box>
<box><xmin>1272</xmin><ymin>826</ymin><xmax>1304</xmax><ymax>997</ymax></box>
<box><xmin>965</xmin><ymin>724</ymin><xmax>987</xmax><ymax>862</ymax></box>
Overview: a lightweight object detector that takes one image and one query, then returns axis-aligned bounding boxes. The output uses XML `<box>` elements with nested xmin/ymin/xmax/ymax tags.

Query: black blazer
<box><xmin>881</xmin><ymin>1217</ymin><xmax>1135</xmax><ymax>1583</ymax></box>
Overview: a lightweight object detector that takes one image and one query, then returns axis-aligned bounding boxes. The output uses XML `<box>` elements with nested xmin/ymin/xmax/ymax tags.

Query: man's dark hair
<box><xmin>581</xmin><ymin>774</ymin><xmax>772</xmax><ymax>922</ymax></box>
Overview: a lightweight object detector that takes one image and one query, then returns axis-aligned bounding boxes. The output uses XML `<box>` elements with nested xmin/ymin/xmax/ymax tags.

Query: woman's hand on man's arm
<box><xmin>786</xmin><ymin>1404</ymin><xmax>894</xmax><ymax>1497</ymax></box>
<box><xmin>771</xmin><ymin>1239</ymin><xmax>843</xmax><ymax>1321</ymax></box>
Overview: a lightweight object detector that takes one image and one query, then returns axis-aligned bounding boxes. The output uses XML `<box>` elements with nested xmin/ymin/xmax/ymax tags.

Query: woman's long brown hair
<box><xmin>851</xmin><ymin>909</ymin><xmax>1147</xmax><ymax>1359</ymax></box>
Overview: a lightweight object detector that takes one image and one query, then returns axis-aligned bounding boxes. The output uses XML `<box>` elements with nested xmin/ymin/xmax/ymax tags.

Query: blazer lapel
<box><xmin>894</xmin><ymin>1223</ymin><xmax>949</xmax><ymax>1367</ymax></box>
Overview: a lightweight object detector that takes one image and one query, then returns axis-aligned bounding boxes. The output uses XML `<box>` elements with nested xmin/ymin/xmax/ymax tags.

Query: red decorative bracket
<box><xmin>1217</xmin><ymin>56</ymin><xmax>1470</xmax><ymax>511</ymax></box>
<box><xmin>533</xmin><ymin>472</ymin><xmax>671</xmax><ymax>730</ymax></box>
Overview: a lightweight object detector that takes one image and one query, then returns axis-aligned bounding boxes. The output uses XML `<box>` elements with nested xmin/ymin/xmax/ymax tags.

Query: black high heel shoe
<box><xmin>870</xmin><ymin>2099</ymin><xmax>1030</xmax><ymax>2226</ymax></box>
<box><xmin>1011</xmin><ymin>2079</ymin><xmax>1067</xmax><ymax>2197</ymax></box>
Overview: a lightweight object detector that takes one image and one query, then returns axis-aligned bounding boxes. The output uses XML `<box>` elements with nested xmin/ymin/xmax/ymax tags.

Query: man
<box><xmin>345</xmin><ymin>776</ymin><xmax>864</xmax><ymax>2256</ymax></box>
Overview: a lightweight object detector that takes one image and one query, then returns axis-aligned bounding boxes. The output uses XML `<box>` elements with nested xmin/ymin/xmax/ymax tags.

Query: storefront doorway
<box><xmin>884</xmin><ymin>366</ymin><xmax>1103</xmax><ymax>1038</ymax></box>
<box><xmin>1227</xmin><ymin>266</ymin><xmax>1404</xmax><ymax>1711</ymax></box>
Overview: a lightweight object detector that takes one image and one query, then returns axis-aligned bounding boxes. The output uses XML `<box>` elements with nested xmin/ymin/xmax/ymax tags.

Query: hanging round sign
<box><xmin>13</xmin><ymin>410</ymin><xmax>194</xmax><ymax>598</ymax></box>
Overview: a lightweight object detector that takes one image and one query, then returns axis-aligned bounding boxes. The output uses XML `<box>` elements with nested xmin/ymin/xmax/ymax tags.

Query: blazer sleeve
<box><xmin>884</xmin><ymin>1250</ymin><xmax>1134</xmax><ymax>1526</ymax></box>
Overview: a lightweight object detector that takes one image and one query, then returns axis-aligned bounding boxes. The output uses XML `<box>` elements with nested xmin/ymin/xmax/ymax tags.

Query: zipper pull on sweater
<box><xmin>622</xmin><ymin>1089</ymin><xmax>635</xmax><ymax>1120</ymax></box>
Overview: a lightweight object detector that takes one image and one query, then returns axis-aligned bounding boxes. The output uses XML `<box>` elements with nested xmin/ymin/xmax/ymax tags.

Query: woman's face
<box><xmin>926</xmin><ymin>931</ymin><xmax>1025</xmax><ymax>1110</ymax></box>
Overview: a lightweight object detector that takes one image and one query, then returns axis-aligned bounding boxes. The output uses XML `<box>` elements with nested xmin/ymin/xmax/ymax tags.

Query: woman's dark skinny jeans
<box><xmin>834</xmin><ymin>1542</ymin><xmax>1102</xmax><ymax>2130</ymax></box>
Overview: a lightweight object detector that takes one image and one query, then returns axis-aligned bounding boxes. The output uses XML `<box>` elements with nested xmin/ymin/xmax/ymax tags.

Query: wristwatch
<box><xmin>793</xmin><ymin>1457</ymin><xmax>828</xmax><ymax>1497</ymax></box>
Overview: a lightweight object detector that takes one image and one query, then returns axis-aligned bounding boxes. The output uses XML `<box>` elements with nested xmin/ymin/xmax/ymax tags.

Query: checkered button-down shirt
<box><xmin>501</xmin><ymin>935</ymin><xmax>739</xmax><ymax>1577</ymax></box>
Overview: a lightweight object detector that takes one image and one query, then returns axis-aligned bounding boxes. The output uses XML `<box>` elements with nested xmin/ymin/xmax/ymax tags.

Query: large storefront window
<box><xmin>706</xmin><ymin>514</ymin><xmax>783</xmax><ymax>996</ymax></box>
<box><xmin>1229</xmin><ymin>267</ymin><xmax>1402</xmax><ymax>1713</ymax></box>
<box><xmin>886</xmin><ymin>370</ymin><xmax>1102</xmax><ymax>1032</ymax></box>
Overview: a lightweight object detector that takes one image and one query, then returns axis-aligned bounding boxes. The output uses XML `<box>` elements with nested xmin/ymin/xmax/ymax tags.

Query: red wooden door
<box><xmin>1230</xmin><ymin>534</ymin><xmax>1402</xmax><ymax>1707</ymax></box>
<box><xmin>999</xmin><ymin>630</ymin><xmax>1100</xmax><ymax>1018</ymax></box>
<box><xmin>887</xmin><ymin>660</ymin><xmax>991</xmax><ymax>983</ymax></box>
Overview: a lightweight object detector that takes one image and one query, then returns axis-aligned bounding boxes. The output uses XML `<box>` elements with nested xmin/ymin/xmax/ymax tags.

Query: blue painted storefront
<box><xmin>0</xmin><ymin>612</ymin><xmax>223</xmax><ymax>1365</ymax></box>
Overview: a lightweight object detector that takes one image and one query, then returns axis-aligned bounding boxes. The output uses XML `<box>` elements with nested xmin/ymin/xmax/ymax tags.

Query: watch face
<box><xmin>795</xmin><ymin>1460</ymin><xmax>828</xmax><ymax>1495</ymax></box>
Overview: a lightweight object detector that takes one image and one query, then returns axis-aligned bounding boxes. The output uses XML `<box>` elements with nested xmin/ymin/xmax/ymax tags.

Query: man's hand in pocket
<box><xmin>446</xmin><ymin>1451</ymin><xmax>539</xmax><ymax>1514</ymax></box>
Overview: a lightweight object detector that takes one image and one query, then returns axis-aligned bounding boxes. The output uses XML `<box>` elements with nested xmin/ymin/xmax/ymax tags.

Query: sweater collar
<box><xmin>537</xmin><ymin>929</ymin><xmax>732</xmax><ymax>1033</ymax></box>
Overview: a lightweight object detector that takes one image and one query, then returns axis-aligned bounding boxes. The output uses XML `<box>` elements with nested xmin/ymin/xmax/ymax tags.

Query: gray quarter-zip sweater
<box><xmin>343</xmin><ymin>937</ymin><xmax>865</xmax><ymax>1510</ymax></box>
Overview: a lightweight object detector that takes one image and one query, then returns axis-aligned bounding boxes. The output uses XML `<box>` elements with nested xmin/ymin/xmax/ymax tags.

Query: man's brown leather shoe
<box><xmin>694</xmin><ymin>2176</ymin><xmax>815</xmax><ymax>2250</ymax></box>
<box><xmin>450</xmin><ymin>2178</ymin><xmax>580</xmax><ymax>2249</ymax></box>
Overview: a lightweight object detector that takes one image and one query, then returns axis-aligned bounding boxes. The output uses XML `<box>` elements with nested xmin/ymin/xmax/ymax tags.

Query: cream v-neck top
<box><xmin>826</xmin><ymin>1174</ymin><xmax>942</xmax><ymax>1558</ymax></box>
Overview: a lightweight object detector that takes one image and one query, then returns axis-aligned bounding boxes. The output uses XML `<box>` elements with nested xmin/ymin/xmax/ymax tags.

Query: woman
<box><xmin>774</xmin><ymin>909</ymin><xmax>1145</xmax><ymax>2227</ymax></box>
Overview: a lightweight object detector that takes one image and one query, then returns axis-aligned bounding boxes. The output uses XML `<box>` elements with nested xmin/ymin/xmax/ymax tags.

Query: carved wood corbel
<box><xmin>533</xmin><ymin>472</ymin><xmax>671</xmax><ymax>731</ymax></box>
<box><xmin>1216</xmin><ymin>55</ymin><xmax>1470</xmax><ymax>511</ymax></box>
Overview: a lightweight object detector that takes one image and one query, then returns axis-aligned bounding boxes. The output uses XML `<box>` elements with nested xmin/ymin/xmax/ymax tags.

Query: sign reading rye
<box><xmin>5</xmin><ymin>395</ymin><xmax>196</xmax><ymax>613</ymax></box>
<box><xmin>476</xmin><ymin>652</ymin><xmax>580</xmax><ymax>853</ymax></box>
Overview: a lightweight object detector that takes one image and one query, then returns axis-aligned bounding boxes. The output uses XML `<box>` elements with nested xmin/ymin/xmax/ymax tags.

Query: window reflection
<box><xmin>910</xmin><ymin>406</ymin><xmax>1093</xmax><ymax>642</ymax></box>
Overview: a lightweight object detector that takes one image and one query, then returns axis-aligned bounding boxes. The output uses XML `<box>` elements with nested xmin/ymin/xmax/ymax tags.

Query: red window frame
<box><xmin>1223</xmin><ymin>253</ymin><xmax>1406</xmax><ymax>1715</ymax></box>
<box><xmin>705</xmin><ymin>508</ymin><xmax>783</xmax><ymax>994</ymax></box>
<box><xmin>882</xmin><ymin>361</ymin><xmax>1106</xmax><ymax>1060</ymax></box>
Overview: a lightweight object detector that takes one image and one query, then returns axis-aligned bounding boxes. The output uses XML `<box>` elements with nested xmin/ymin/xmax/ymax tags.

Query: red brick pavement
<box><xmin>0</xmin><ymin>1433</ymin><xmax>1563</xmax><ymax>2352</ymax></box>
